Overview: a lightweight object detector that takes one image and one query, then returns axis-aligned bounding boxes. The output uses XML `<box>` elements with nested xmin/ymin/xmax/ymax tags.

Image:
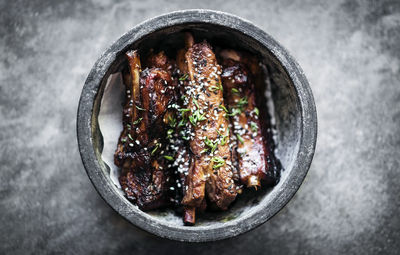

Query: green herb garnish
<box><xmin>180</xmin><ymin>131</ymin><xmax>190</xmax><ymax>141</ymax></box>
<box><xmin>236</xmin><ymin>134</ymin><xmax>244</xmax><ymax>144</ymax></box>
<box><xmin>208</xmin><ymin>86</ymin><xmax>220</xmax><ymax>92</ymax></box>
<box><xmin>189</xmin><ymin>109</ymin><xmax>206</xmax><ymax>126</ymax></box>
<box><xmin>167</xmin><ymin>115</ymin><xmax>177</xmax><ymax>128</ymax></box>
<box><xmin>209</xmin><ymin>83</ymin><xmax>223</xmax><ymax>92</ymax></box>
<box><xmin>167</xmin><ymin>129</ymin><xmax>174</xmax><ymax>139</ymax></box>
<box><xmin>219</xmin><ymin>105</ymin><xmax>229</xmax><ymax>113</ymax></box>
<box><xmin>163</xmin><ymin>155</ymin><xmax>174</xmax><ymax>161</ymax></box>
<box><xmin>179</xmin><ymin>74</ymin><xmax>189</xmax><ymax>81</ymax></box>
<box><xmin>136</xmin><ymin>105</ymin><xmax>146</xmax><ymax>111</ymax></box>
<box><xmin>189</xmin><ymin>114</ymin><xmax>196</xmax><ymax>126</ymax></box>
<box><xmin>250</xmin><ymin>122</ymin><xmax>258</xmax><ymax>133</ymax></box>
<box><xmin>178</xmin><ymin>108</ymin><xmax>190</xmax><ymax>118</ymax></box>
<box><xmin>200</xmin><ymin>148</ymin><xmax>209</xmax><ymax>154</ymax></box>
<box><xmin>128</xmin><ymin>133</ymin><xmax>133</xmax><ymax>140</ymax></box>
<box><xmin>151</xmin><ymin>144</ymin><xmax>159</xmax><ymax>155</ymax></box>
<box><xmin>220</xmin><ymin>136</ymin><xmax>228</xmax><ymax>146</ymax></box>
<box><xmin>192</xmin><ymin>98</ymin><xmax>200</xmax><ymax>109</ymax></box>
<box><xmin>237</xmin><ymin>96</ymin><xmax>248</xmax><ymax>110</ymax></box>
<box><xmin>212</xmin><ymin>156</ymin><xmax>225</xmax><ymax>169</ymax></box>
<box><xmin>204</xmin><ymin>137</ymin><xmax>218</xmax><ymax>153</ymax></box>
<box><xmin>231</xmin><ymin>88</ymin><xmax>239</xmax><ymax>94</ymax></box>
<box><xmin>178</xmin><ymin>108</ymin><xmax>191</xmax><ymax>113</ymax></box>
<box><xmin>133</xmin><ymin>117</ymin><xmax>143</xmax><ymax>125</ymax></box>
<box><xmin>254</xmin><ymin>107</ymin><xmax>259</xmax><ymax>116</ymax></box>
<box><xmin>178</xmin><ymin>118</ymin><xmax>187</xmax><ymax>127</ymax></box>
<box><xmin>226</xmin><ymin>108</ymin><xmax>241</xmax><ymax>117</ymax></box>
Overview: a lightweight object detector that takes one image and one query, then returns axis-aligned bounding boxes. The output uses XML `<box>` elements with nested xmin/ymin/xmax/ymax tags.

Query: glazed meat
<box><xmin>144</xmin><ymin>50</ymin><xmax>176</xmax><ymax>73</ymax></box>
<box><xmin>115</xmin><ymin>50</ymin><xmax>176</xmax><ymax>210</ymax></box>
<box><xmin>180</xmin><ymin>34</ymin><xmax>237</xmax><ymax>211</ymax></box>
<box><xmin>220</xmin><ymin>59</ymin><xmax>266</xmax><ymax>187</ymax></box>
<box><xmin>113</xmin><ymin>34</ymin><xmax>282</xmax><ymax>225</ymax></box>
<box><xmin>219</xmin><ymin>49</ymin><xmax>280</xmax><ymax>187</ymax></box>
<box><xmin>114</xmin><ymin>51</ymin><xmax>142</xmax><ymax>169</ymax></box>
<box><xmin>173</xmin><ymin>45</ymin><xmax>198</xmax><ymax>224</ymax></box>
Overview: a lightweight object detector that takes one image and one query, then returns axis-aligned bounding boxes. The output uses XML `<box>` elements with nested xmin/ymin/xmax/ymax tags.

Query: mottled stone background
<box><xmin>1</xmin><ymin>0</ymin><xmax>399</xmax><ymax>254</ymax></box>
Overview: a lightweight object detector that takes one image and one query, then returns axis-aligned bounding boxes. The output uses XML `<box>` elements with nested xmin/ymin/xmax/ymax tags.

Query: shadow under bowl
<box><xmin>77</xmin><ymin>9</ymin><xmax>317</xmax><ymax>242</ymax></box>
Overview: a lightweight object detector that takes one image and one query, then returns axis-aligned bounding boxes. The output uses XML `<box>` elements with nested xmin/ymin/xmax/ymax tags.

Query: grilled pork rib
<box><xmin>219</xmin><ymin>49</ymin><xmax>280</xmax><ymax>187</ymax></box>
<box><xmin>115</xmin><ymin>50</ymin><xmax>176</xmax><ymax>210</ymax></box>
<box><xmin>174</xmin><ymin>45</ymin><xmax>199</xmax><ymax>224</ymax></box>
<box><xmin>181</xmin><ymin>35</ymin><xmax>237</xmax><ymax>211</ymax></box>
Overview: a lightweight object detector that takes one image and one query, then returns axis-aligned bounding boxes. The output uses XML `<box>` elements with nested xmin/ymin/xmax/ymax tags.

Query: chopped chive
<box><xmin>213</xmin><ymin>163</ymin><xmax>225</xmax><ymax>169</ymax></box>
<box><xmin>178</xmin><ymin>118</ymin><xmax>187</xmax><ymax>127</ymax></box>
<box><xmin>236</xmin><ymin>134</ymin><xmax>244</xmax><ymax>144</ymax></box>
<box><xmin>197</xmin><ymin>112</ymin><xmax>206</xmax><ymax>122</ymax></box>
<box><xmin>211</xmin><ymin>156</ymin><xmax>225</xmax><ymax>169</ymax></box>
<box><xmin>178</xmin><ymin>108</ymin><xmax>191</xmax><ymax>112</ymax></box>
<box><xmin>200</xmin><ymin>148</ymin><xmax>209</xmax><ymax>154</ymax></box>
<box><xmin>219</xmin><ymin>105</ymin><xmax>229</xmax><ymax>113</ymax></box>
<box><xmin>168</xmin><ymin>115</ymin><xmax>177</xmax><ymax>128</ymax></box>
<box><xmin>231</xmin><ymin>88</ymin><xmax>239</xmax><ymax>94</ymax></box>
<box><xmin>254</xmin><ymin>107</ymin><xmax>259</xmax><ymax>116</ymax></box>
<box><xmin>163</xmin><ymin>155</ymin><xmax>174</xmax><ymax>161</ymax></box>
<box><xmin>208</xmin><ymin>86</ymin><xmax>219</xmax><ymax>92</ymax></box>
<box><xmin>189</xmin><ymin>115</ymin><xmax>196</xmax><ymax>126</ymax></box>
<box><xmin>218</xmin><ymin>82</ymin><xmax>223</xmax><ymax>91</ymax></box>
<box><xmin>209</xmin><ymin>82</ymin><xmax>223</xmax><ymax>92</ymax></box>
<box><xmin>216</xmin><ymin>130</ymin><xmax>228</xmax><ymax>146</ymax></box>
<box><xmin>214</xmin><ymin>162</ymin><xmax>224</xmax><ymax>168</ymax></box>
<box><xmin>179</xmin><ymin>74</ymin><xmax>189</xmax><ymax>81</ymax></box>
<box><xmin>133</xmin><ymin>117</ymin><xmax>143</xmax><ymax>125</ymax></box>
<box><xmin>204</xmin><ymin>137</ymin><xmax>218</xmax><ymax>153</ymax></box>
<box><xmin>188</xmin><ymin>109</ymin><xmax>206</xmax><ymax>126</ymax></box>
<box><xmin>121</xmin><ymin>137</ymin><xmax>127</xmax><ymax>143</ymax></box>
<box><xmin>192</xmin><ymin>98</ymin><xmax>200</xmax><ymax>109</ymax></box>
<box><xmin>167</xmin><ymin>129</ymin><xmax>174</xmax><ymax>139</ymax></box>
<box><xmin>179</xmin><ymin>108</ymin><xmax>190</xmax><ymax>119</ymax></box>
<box><xmin>180</xmin><ymin>130</ymin><xmax>190</xmax><ymax>141</ymax></box>
<box><xmin>151</xmin><ymin>144</ymin><xmax>159</xmax><ymax>155</ymax></box>
<box><xmin>220</xmin><ymin>136</ymin><xmax>228</xmax><ymax>146</ymax></box>
<box><xmin>250</xmin><ymin>122</ymin><xmax>258</xmax><ymax>133</ymax></box>
<box><xmin>127</xmin><ymin>133</ymin><xmax>133</xmax><ymax>140</ymax></box>
<box><xmin>227</xmin><ymin>108</ymin><xmax>241</xmax><ymax>117</ymax></box>
<box><xmin>136</xmin><ymin>105</ymin><xmax>146</xmax><ymax>111</ymax></box>
<box><xmin>126</xmin><ymin>124</ymin><xmax>131</xmax><ymax>130</ymax></box>
<box><xmin>237</xmin><ymin>96</ymin><xmax>248</xmax><ymax>110</ymax></box>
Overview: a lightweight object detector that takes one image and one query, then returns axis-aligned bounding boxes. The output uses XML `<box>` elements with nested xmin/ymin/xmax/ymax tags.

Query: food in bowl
<box><xmin>114</xmin><ymin>32</ymin><xmax>282</xmax><ymax>225</ymax></box>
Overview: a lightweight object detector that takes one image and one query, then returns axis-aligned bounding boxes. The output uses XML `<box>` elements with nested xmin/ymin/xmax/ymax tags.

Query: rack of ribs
<box><xmin>219</xmin><ymin>49</ymin><xmax>280</xmax><ymax>188</ymax></box>
<box><xmin>113</xmin><ymin>36</ymin><xmax>281</xmax><ymax>224</ymax></box>
<box><xmin>178</xmin><ymin>33</ymin><xmax>237</xmax><ymax>218</ymax></box>
<box><xmin>115</xmin><ymin>50</ymin><xmax>177</xmax><ymax>210</ymax></box>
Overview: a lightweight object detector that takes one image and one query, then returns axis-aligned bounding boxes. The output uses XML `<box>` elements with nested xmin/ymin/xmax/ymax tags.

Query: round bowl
<box><xmin>77</xmin><ymin>9</ymin><xmax>317</xmax><ymax>242</ymax></box>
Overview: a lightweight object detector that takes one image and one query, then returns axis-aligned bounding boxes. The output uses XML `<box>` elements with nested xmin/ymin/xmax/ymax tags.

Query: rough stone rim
<box><xmin>77</xmin><ymin>9</ymin><xmax>317</xmax><ymax>242</ymax></box>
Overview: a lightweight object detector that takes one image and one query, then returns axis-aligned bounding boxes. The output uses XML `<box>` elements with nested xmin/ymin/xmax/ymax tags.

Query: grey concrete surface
<box><xmin>0</xmin><ymin>0</ymin><xmax>399</xmax><ymax>254</ymax></box>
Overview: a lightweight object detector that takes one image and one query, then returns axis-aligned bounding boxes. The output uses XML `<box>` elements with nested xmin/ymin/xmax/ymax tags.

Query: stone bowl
<box><xmin>77</xmin><ymin>9</ymin><xmax>317</xmax><ymax>242</ymax></box>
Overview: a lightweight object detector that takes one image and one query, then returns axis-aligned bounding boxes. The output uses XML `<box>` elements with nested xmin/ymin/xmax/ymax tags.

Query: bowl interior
<box><xmin>92</xmin><ymin>23</ymin><xmax>301</xmax><ymax>227</ymax></box>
